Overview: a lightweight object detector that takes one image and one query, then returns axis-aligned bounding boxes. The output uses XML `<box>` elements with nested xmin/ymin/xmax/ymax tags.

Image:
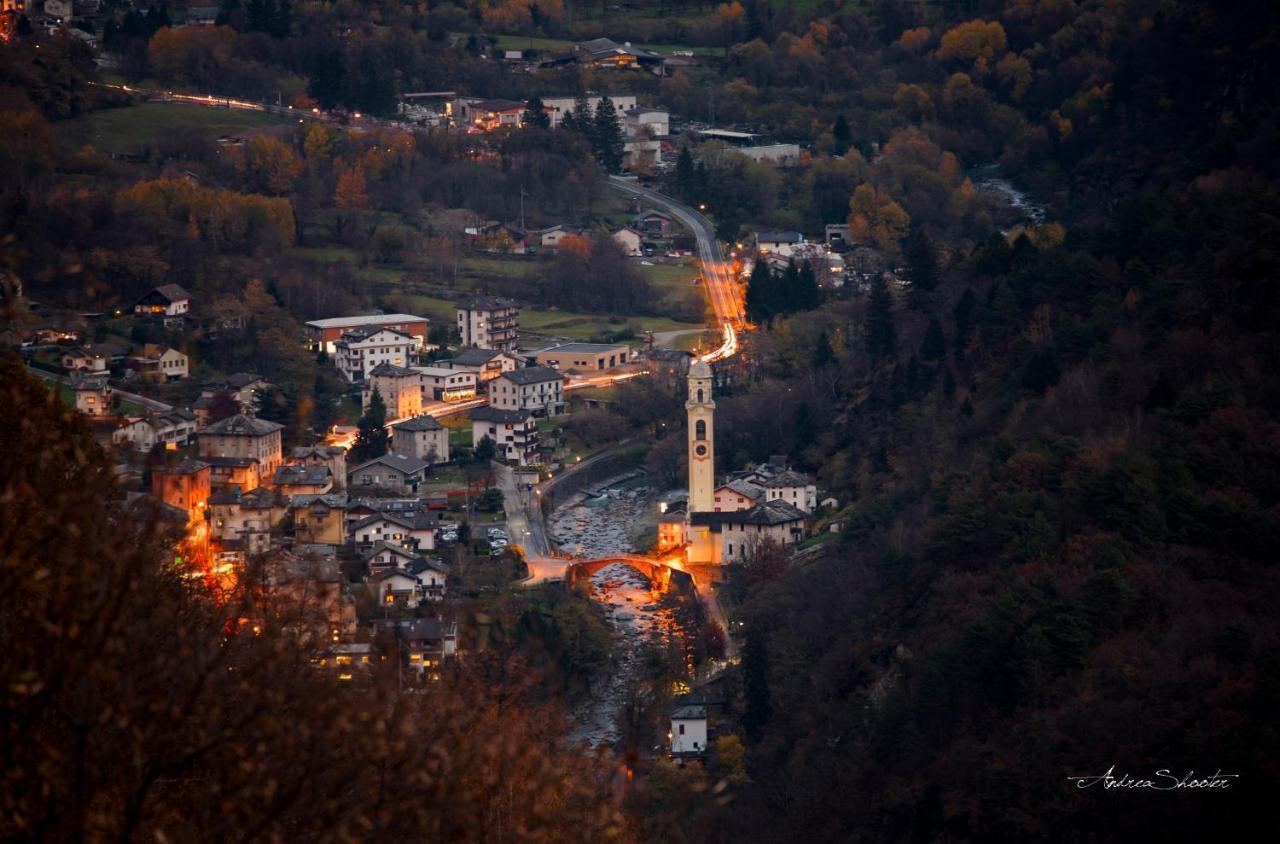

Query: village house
<box><xmin>611</xmin><ymin>227</ymin><xmax>644</xmax><ymax>256</ymax></box>
<box><xmin>533</xmin><ymin>342</ymin><xmax>630</xmax><ymax>373</ymax></box>
<box><xmin>289</xmin><ymin>446</ymin><xmax>348</xmax><ymax>491</ymax></box>
<box><xmin>467</xmin><ymin>222</ymin><xmax>530</xmax><ymax>254</ymax></box>
<box><xmin>690</xmin><ymin>499</ymin><xmax>808</xmax><ymax>564</ymax></box>
<box><xmin>556</xmin><ymin>39</ymin><xmax>663</xmax><ymax>71</ymax></box>
<box><xmin>150</xmin><ymin>459</ymin><xmax>211</xmax><ymax>517</ymax></box>
<box><xmin>112</xmin><ymin>411</ymin><xmax>198</xmax><ymax>452</ymax></box>
<box><xmin>272</xmin><ymin>464</ymin><xmax>334</xmax><ymax>497</ymax></box>
<box><xmin>532</xmin><ymin>224</ymin><xmax>577</xmax><ymax>252</ymax></box>
<box><xmin>206</xmin><ymin>456</ymin><xmax>261</xmax><ymax>492</ymax></box>
<box><xmin>754</xmin><ymin>230</ymin><xmax>806</xmax><ymax>257</ymax></box>
<box><xmin>438</xmin><ymin>347</ymin><xmax>519</xmax><ymax>383</ymax></box>
<box><xmin>365</xmin><ymin>567</ymin><xmax>425</xmax><ymax>609</ymax></box>
<box><xmin>290</xmin><ymin>493</ymin><xmax>349</xmax><ymax>547</ymax></box>
<box><xmin>632</xmin><ymin>208</ymin><xmax>673</xmax><ymax>237</ymax></box>
<box><xmin>304</xmin><ymin>314</ymin><xmax>429</xmax><ymax>355</ymax></box>
<box><xmin>712</xmin><ymin>479</ymin><xmax>764</xmax><ymax>513</ymax></box>
<box><xmin>199</xmin><ymin>373</ymin><xmax>267</xmax><ymax>414</ymax></box>
<box><xmin>362</xmin><ymin>363</ymin><xmax>423</xmax><ymax>420</ymax></box>
<box><xmin>489</xmin><ymin>366</ymin><xmax>564</xmax><ymax>416</ymax></box>
<box><xmin>197</xmin><ymin>413</ymin><xmax>284</xmax><ymax>477</ymax></box>
<box><xmin>348</xmin><ymin>453</ymin><xmax>428</xmax><ymax>494</ymax></box>
<box><xmin>363</xmin><ymin>540</ymin><xmax>420</xmax><ymax>573</ymax></box>
<box><xmin>209</xmin><ymin>486</ymin><xmax>283</xmax><ymax>554</ymax></box>
<box><xmin>71</xmin><ymin>374</ymin><xmax>111</xmax><ymax>416</ymax></box>
<box><xmin>134</xmin><ymin>284</ymin><xmax>191</xmax><ymax>318</ymax></box>
<box><xmin>414</xmin><ymin>365</ymin><xmax>477</xmax><ymax>402</ymax></box>
<box><xmin>456</xmin><ymin>295</ymin><xmax>519</xmax><ymax>352</ymax></box>
<box><xmin>670</xmin><ymin>704</ymin><xmax>708</xmax><ymax>756</ymax></box>
<box><xmin>128</xmin><ymin>344</ymin><xmax>188</xmax><ymax>382</ymax></box>
<box><xmin>761</xmin><ymin>469</ymin><xmax>819</xmax><ymax>513</ymax></box>
<box><xmin>459</xmin><ymin>98</ymin><xmax>526</xmax><ymax>131</ymax></box>
<box><xmin>371</xmin><ymin>618</ymin><xmax>458</xmax><ymax>680</ymax></box>
<box><xmin>471</xmin><ymin>406</ymin><xmax>540</xmax><ymax>466</ymax></box>
<box><xmin>319</xmin><ymin>642</ymin><xmax>373</xmax><ymax>682</ymax></box>
<box><xmin>391</xmin><ymin>414</ymin><xmax>449</xmax><ymax>465</ymax></box>
<box><xmin>352</xmin><ymin>511</ymin><xmax>438</xmax><ymax>553</ymax></box>
<box><xmin>259</xmin><ymin>552</ymin><xmax>353</xmax><ymax>645</ymax></box>
<box><xmin>62</xmin><ymin>343</ymin><xmax>124</xmax><ymax>373</ymax></box>
<box><xmin>334</xmin><ymin>327</ymin><xmax>417</xmax><ymax>383</ymax></box>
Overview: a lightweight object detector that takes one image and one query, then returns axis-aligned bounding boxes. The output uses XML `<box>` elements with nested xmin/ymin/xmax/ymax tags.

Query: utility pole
<box><xmin>519</xmin><ymin>185</ymin><xmax>527</xmax><ymax>231</ymax></box>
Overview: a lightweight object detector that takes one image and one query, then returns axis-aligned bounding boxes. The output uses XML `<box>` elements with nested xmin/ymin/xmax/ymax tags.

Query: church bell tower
<box><xmin>686</xmin><ymin>359</ymin><xmax>715</xmax><ymax>513</ymax></box>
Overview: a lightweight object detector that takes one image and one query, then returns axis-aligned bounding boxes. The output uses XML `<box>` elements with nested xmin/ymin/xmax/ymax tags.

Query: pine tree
<box><xmin>674</xmin><ymin>146</ymin><xmax>695</xmax><ymax>200</ymax></box>
<box><xmin>522</xmin><ymin>95</ymin><xmax>550</xmax><ymax>128</ymax></box>
<box><xmin>350</xmin><ymin>387</ymin><xmax>388</xmax><ymax>463</ymax></box>
<box><xmin>833</xmin><ymin>114</ymin><xmax>852</xmax><ymax>156</ymax></box>
<box><xmin>564</xmin><ymin>92</ymin><xmax>594</xmax><ymax>145</ymax></box>
<box><xmin>593</xmin><ymin>96</ymin><xmax>625</xmax><ymax>174</ymax></box>
<box><xmin>745</xmin><ymin>259</ymin><xmax>775</xmax><ymax>325</ymax></box>
<box><xmin>797</xmin><ymin>259</ymin><xmax>821</xmax><ymax>310</ymax></box>
<box><xmin>865</xmin><ymin>275</ymin><xmax>897</xmax><ymax>361</ymax></box>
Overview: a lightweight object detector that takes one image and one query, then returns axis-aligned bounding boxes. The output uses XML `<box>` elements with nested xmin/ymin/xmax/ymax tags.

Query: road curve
<box><xmin>607</xmin><ymin>176</ymin><xmax>745</xmax><ymax>361</ymax></box>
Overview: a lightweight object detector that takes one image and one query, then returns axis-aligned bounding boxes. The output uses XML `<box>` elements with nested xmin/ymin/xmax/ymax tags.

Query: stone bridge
<box><xmin>561</xmin><ymin>554</ymin><xmax>696</xmax><ymax>594</ymax></box>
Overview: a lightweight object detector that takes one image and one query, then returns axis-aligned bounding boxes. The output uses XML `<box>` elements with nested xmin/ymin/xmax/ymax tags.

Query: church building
<box><xmin>678</xmin><ymin>360</ymin><xmax>810</xmax><ymax>565</ymax></box>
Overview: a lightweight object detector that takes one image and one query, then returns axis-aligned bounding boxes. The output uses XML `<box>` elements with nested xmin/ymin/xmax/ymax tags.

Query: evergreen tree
<box><xmin>833</xmin><ymin>114</ymin><xmax>853</xmax><ymax>156</ymax></box>
<box><xmin>865</xmin><ymin>275</ymin><xmax>897</xmax><ymax>361</ymax></box>
<box><xmin>256</xmin><ymin>384</ymin><xmax>304</xmax><ymax>446</ymax></box>
<box><xmin>905</xmin><ymin>226</ymin><xmax>938</xmax><ymax>296</ymax></box>
<box><xmin>473</xmin><ymin>434</ymin><xmax>496</xmax><ymax>463</ymax></box>
<box><xmin>812</xmin><ymin>329</ymin><xmax>835</xmax><ymax>369</ymax></box>
<box><xmin>797</xmin><ymin>260</ymin><xmax>821</xmax><ymax>310</ymax></box>
<box><xmin>953</xmin><ymin>288</ymin><xmax>977</xmax><ymax>347</ymax></box>
<box><xmin>563</xmin><ymin>92</ymin><xmax>594</xmax><ymax>146</ymax></box>
<box><xmin>792</xmin><ymin>402</ymin><xmax>816</xmax><ymax>461</ymax></box>
<box><xmin>745</xmin><ymin>259</ymin><xmax>775</xmax><ymax>325</ymax></box>
<box><xmin>593</xmin><ymin>96</ymin><xmax>625</xmax><ymax>174</ymax></box>
<box><xmin>522</xmin><ymin>95</ymin><xmax>550</xmax><ymax>128</ymax></box>
<box><xmin>350</xmin><ymin>387</ymin><xmax>388</xmax><ymax>463</ymax></box>
<box><xmin>920</xmin><ymin>315</ymin><xmax>946</xmax><ymax>361</ymax></box>
<box><xmin>674</xmin><ymin>146</ymin><xmax>695</xmax><ymax>200</ymax></box>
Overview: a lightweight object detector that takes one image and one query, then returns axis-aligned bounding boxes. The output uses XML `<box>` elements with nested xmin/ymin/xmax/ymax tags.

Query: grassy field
<box><xmin>517</xmin><ymin>307</ymin><xmax>700</xmax><ymax>341</ymax></box>
<box><xmin>61</xmin><ymin>103</ymin><xmax>292</xmax><ymax>154</ymax></box>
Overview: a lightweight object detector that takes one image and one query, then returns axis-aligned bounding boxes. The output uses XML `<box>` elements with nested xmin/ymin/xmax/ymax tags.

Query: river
<box><xmin>970</xmin><ymin>163</ymin><xmax>1048</xmax><ymax>230</ymax></box>
<box><xmin>550</xmin><ymin>476</ymin><xmax>680</xmax><ymax>748</ymax></box>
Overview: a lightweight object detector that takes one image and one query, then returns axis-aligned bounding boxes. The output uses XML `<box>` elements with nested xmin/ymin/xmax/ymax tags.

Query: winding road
<box><xmin>608</xmin><ymin>176</ymin><xmax>745</xmax><ymax>361</ymax></box>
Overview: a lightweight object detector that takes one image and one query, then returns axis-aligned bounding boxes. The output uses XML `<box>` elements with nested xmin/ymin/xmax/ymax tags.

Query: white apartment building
<box><xmin>414</xmin><ymin>366</ymin><xmax>478</xmax><ymax>402</ymax></box>
<box><xmin>334</xmin><ymin>328</ymin><xmax>416</xmax><ymax>383</ymax></box>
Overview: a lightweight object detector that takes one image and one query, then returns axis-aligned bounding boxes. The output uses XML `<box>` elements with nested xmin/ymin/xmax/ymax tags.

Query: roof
<box><xmin>273</xmin><ymin>464</ymin><xmax>332</xmax><ymax>486</ymax></box>
<box><xmin>154</xmin><ymin>459</ymin><xmax>210</xmax><ymax>476</ymax></box>
<box><xmin>352</xmin><ymin>512</ymin><xmax>416</xmax><ymax>531</ymax></box>
<box><xmin>367</xmin><ymin>362</ymin><xmax>417</xmax><ymax>378</ymax></box>
<box><xmin>761</xmin><ymin>470</ymin><xmax>812</xmax><ymax>488</ymax></box>
<box><xmin>690</xmin><ymin>499</ymin><xmax>808</xmax><ymax>527</ymax></box>
<box><xmin>671</xmin><ymin>705</ymin><xmax>707</xmax><ymax>720</ymax></box>
<box><xmin>719</xmin><ymin>479</ymin><xmax>764</xmax><ymax>499</ymax></box>
<box><xmin>499</xmin><ymin>366</ymin><xmax>563</xmax><ymax>386</ymax></box>
<box><xmin>535</xmin><ymin>342</ymin><xmax>628</xmax><ymax>355</ymax></box>
<box><xmin>408</xmin><ymin>556</ymin><xmax>449</xmax><ymax>576</ymax></box>
<box><xmin>363</xmin><ymin>540</ymin><xmax>418</xmax><ymax>560</ymax></box>
<box><xmin>395</xmin><ymin>414</ymin><xmax>444</xmax><ymax>432</ymax></box>
<box><xmin>690</xmin><ymin>359</ymin><xmax>712</xmax><ymax>379</ymax></box>
<box><xmin>471</xmin><ymin>98</ymin><xmax>527</xmax><ymax>113</ymax></box>
<box><xmin>291</xmin><ymin>445</ymin><xmax>345</xmax><ymax>459</ymax></box>
<box><xmin>371</xmin><ymin>617</ymin><xmax>447</xmax><ymax>643</ymax></box>
<box><xmin>447</xmin><ymin>348</ymin><xmax>503</xmax><ymax>366</ymax></box>
<box><xmin>456</xmin><ymin>295</ymin><xmax>516</xmax><ymax>312</ymax></box>
<box><xmin>471</xmin><ymin>407</ymin><xmax>534</xmax><ymax>424</ymax></box>
<box><xmin>350</xmin><ymin>452</ymin><xmax>429</xmax><ymax>476</ymax></box>
<box><xmin>290</xmin><ymin>493</ymin><xmax>348</xmax><ymax>510</ymax></box>
<box><xmin>337</xmin><ymin>326</ymin><xmax>413</xmax><ymax>344</ymax></box>
<box><xmin>209</xmin><ymin>486</ymin><xmax>281</xmax><ymax>508</ymax></box>
<box><xmin>305</xmin><ymin>314</ymin><xmax>428</xmax><ymax>330</ymax></box>
<box><xmin>142</xmin><ymin>284</ymin><xmax>191</xmax><ymax>303</ymax></box>
<box><xmin>756</xmin><ymin>230</ymin><xmax>804</xmax><ymax>244</ymax></box>
<box><xmin>200</xmin><ymin>414</ymin><xmax>284</xmax><ymax>437</ymax></box>
<box><xmin>206</xmin><ymin>456</ymin><xmax>256</xmax><ymax>468</ymax></box>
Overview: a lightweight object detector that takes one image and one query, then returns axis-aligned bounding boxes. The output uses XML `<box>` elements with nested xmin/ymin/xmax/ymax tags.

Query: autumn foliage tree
<box><xmin>0</xmin><ymin>354</ymin><xmax>625</xmax><ymax>840</ymax></box>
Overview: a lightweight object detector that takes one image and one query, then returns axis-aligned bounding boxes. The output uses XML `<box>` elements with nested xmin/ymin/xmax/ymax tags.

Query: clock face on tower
<box><xmin>694</xmin><ymin>444</ymin><xmax>708</xmax><ymax>458</ymax></box>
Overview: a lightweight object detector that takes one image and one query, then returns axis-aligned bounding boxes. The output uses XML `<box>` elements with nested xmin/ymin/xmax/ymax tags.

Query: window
<box><xmin>679</xmin><ymin>724</ymin><xmax>685</xmax><ymax>735</ymax></box>
<box><xmin>696</xmin><ymin>388</ymin><xmax>703</xmax><ymax>403</ymax></box>
<box><xmin>695</xmin><ymin>420</ymin><xmax>706</xmax><ymax>440</ymax></box>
